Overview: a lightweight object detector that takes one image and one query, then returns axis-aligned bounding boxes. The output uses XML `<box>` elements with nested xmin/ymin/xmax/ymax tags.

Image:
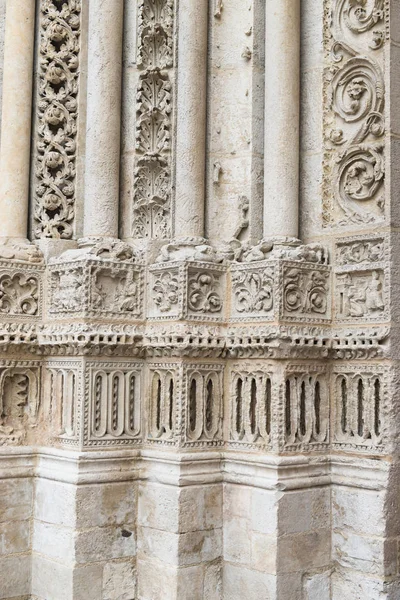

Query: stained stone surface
<box><xmin>0</xmin><ymin>0</ymin><xmax>398</xmax><ymax>599</ymax></box>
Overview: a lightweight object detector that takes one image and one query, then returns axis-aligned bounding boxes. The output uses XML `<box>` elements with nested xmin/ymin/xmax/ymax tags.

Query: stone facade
<box><xmin>0</xmin><ymin>0</ymin><xmax>398</xmax><ymax>599</ymax></box>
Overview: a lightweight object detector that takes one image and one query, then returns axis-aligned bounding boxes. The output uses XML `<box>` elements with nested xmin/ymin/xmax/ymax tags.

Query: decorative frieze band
<box><xmin>133</xmin><ymin>0</ymin><xmax>174</xmax><ymax>239</ymax></box>
<box><xmin>323</xmin><ymin>0</ymin><xmax>387</xmax><ymax>228</ymax></box>
<box><xmin>33</xmin><ymin>0</ymin><xmax>82</xmax><ymax>239</ymax></box>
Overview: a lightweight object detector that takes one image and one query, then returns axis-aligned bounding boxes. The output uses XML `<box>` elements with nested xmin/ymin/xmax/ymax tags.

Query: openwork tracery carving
<box><xmin>323</xmin><ymin>0</ymin><xmax>386</xmax><ymax>226</ymax></box>
<box><xmin>284</xmin><ymin>368</ymin><xmax>329</xmax><ymax>450</ymax></box>
<box><xmin>333</xmin><ymin>365</ymin><xmax>386</xmax><ymax>450</ymax></box>
<box><xmin>133</xmin><ymin>0</ymin><xmax>174</xmax><ymax>239</ymax></box>
<box><xmin>34</xmin><ymin>0</ymin><xmax>82</xmax><ymax>239</ymax></box>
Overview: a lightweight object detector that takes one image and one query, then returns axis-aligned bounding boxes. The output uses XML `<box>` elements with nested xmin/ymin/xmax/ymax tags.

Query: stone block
<box><xmin>223</xmin><ymin>563</ymin><xmax>277</xmax><ymax>600</ymax></box>
<box><xmin>178</xmin><ymin>528</ymin><xmax>222</xmax><ymax>566</ymax></box>
<box><xmin>102</xmin><ymin>559</ymin><xmax>136</xmax><ymax>600</ymax></box>
<box><xmin>31</xmin><ymin>554</ymin><xmax>72</xmax><ymax>600</ymax></box>
<box><xmin>251</xmin><ymin>489</ymin><xmax>278</xmax><ymax>535</ymax></box>
<box><xmin>277</xmin><ymin>529</ymin><xmax>331</xmax><ymax>573</ymax></box>
<box><xmin>32</xmin><ymin>520</ymin><xmax>74</xmax><ymax>562</ymax></box>
<box><xmin>72</xmin><ymin>563</ymin><xmax>103</xmax><ymax>600</ymax></box>
<box><xmin>0</xmin><ymin>519</ymin><xmax>30</xmax><ymax>555</ymax></box>
<box><xmin>278</xmin><ymin>488</ymin><xmax>330</xmax><ymax>535</ymax></box>
<box><xmin>224</xmin><ymin>484</ymin><xmax>252</xmax><ymax>521</ymax></box>
<box><xmin>76</xmin><ymin>482</ymin><xmax>137</xmax><ymax>529</ymax></box>
<box><xmin>34</xmin><ymin>479</ymin><xmax>76</xmax><ymax>528</ymax></box>
<box><xmin>0</xmin><ymin>478</ymin><xmax>33</xmax><ymax>523</ymax></box>
<box><xmin>0</xmin><ymin>554</ymin><xmax>31</xmax><ymax>599</ymax></box>
<box><xmin>137</xmin><ymin>526</ymin><xmax>179</xmax><ymax>565</ymax></box>
<box><xmin>138</xmin><ymin>482</ymin><xmax>180</xmax><ymax>533</ymax></box>
<box><xmin>204</xmin><ymin>560</ymin><xmax>222</xmax><ymax>600</ymax></box>
<box><xmin>137</xmin><ymin>558</ymin><xmax>177</xmax><ymax>600</ymax></box>
<box><xmin>332</xmin><ymin>487</ymin><xmax>385</xmax><ymax>536</ymax></box>
<box><xmin>332</xmin><ymin>530</ymin><xmax>397</xmax><ymax>576</ymax></box>
<box><xmin>223</xmin><ymin>517</ymin><xmax>251</xmax><ymax>565</ymax></box>
<box><xmin>303</xmin><ymin>570</ymin><xmax>331</xmax><ymax>600</ymax></box>
<box><xmin>75</xmin><ymin>523</ymin><xmax>136</xmax><ymax>564</ymax></box>
<box><xmin>250</xmin><ymin>532</ymin><xmax>277</xmax><ymax>574</ymax></box>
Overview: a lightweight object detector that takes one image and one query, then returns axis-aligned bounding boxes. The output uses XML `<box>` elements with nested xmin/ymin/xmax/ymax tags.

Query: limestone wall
<box><xmin>0</xmin><ymin>1</ymin><xmax>398</xmax><ymax>599</ymax></box>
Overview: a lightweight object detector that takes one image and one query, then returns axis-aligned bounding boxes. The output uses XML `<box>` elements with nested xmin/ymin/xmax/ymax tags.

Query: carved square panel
<box><xmin>0</xmin><ymin>261</ymin><xmax>45</xmax><ymax>321</ymax></box>
<box><xmin>334</xmin><ymin>235</ymin><xmax>389</xmax><ymax>324</ymax></box>
<box><xmin>148</xmin><ymin>261</ymin><xmax>227</xmax><ymax>322</ymax></box>
<box><xmin>332</xmin><ymin>364</ymin><xmax>388</xmax><ymax>453</ymax></box>
<box><xmin>279</xmin><ymin>262</ymin><xmax>332</xmax><ymax>323</ymax></box>
<box><xmin>230</xmin><ymin>262</ymin><xmax>275</xmax><ymax>322</ymax></box>
<box><xmin>148</xmin><ymin>264</ymin><xmax>182</xmax><ymax>319</ymax></box>
<box><xmin>182</xmin><ymin>363</ymin><xmax>224</xmax><ymax>447</ymax></box>
<box><xmin>83</xmin><ymin>360</ymin><xmax>143</xmax><ymax>448</ymax></box>
<box><xmin>49</xmin><ymin>258</ymin><xmax>145</xmax><ymax>320</ymax></box>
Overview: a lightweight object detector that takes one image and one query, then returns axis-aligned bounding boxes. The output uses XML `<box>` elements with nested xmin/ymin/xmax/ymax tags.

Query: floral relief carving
<box><xmin>0</xmin><ymin>274</ymin><xmax>39</xmax><ymax>316</ymax></box>
<box><xmin>282</xmin><ymin>267</ymin><xmax>330</xmax><ymax>319</ymax></box>
<box><xmin>133</xmin><ymin>0</ymin><xmax>174</xmax><ymax>239</ymax></box>
<box><xmin>152</xmin><ymin>271</ymin><xmax>179</xmax><ymax>313</ymax></box>
<box><xmin>188</xmin><ymin>272</ymin><xmax>223</xmax><ymax>314</ymax></box>
<box><xmin>34</xmin><ymin>0</ymin><xmax>81</xmax><ymax>239</ymax></box>
<box><xmin>232</xmin><ymin>267</ymin><xmax>274</xmax><ymax>315</ymax></box>
<box><xmin>323</xmin><ymin>0</ymin><xmax>386</xmax><ymax>226</ymax></box>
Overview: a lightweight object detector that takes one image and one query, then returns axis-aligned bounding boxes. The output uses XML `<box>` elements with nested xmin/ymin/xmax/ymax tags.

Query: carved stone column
<box><xmin>263</xmin><ymin>0</ymin><xmax>300</xmax><ymax>240</ymax></box>
<box><xmin>174</xmin><ymin>0</ymin><xmax>209</xmax><ymax>240</ymax></box>
<box><xmin>83</xmin><ymin>0</ymin><xmax>124</xmax><ymax>240</ymax></box>
<box><xmin>0</xmin><ymin>0</ymin><xmax>35</xmax><ymax>241</ymax></box>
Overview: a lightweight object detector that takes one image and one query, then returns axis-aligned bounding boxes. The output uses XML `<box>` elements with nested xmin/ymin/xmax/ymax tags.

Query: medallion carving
<box><xmin>323</xmin><ymin>0</ymin><xmax>386</xmax><ymax>226</ymax></box>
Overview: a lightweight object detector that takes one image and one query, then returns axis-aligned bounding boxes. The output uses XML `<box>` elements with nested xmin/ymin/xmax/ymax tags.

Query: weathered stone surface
<box><xmin>0</xmin><ymin>0</ymin><xmax>399</xmax><ymax>598</ymax></box>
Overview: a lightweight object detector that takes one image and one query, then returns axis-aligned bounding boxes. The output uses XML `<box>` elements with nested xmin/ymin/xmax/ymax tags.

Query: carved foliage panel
<box><xmin>133</xmin><ymin>0</ymin><xmax>174</xmax><ymax>239</ymax></box>
<box><xmin>323</xmin><ymin>0</ymin><xmax>387</xmax><ymax>227</ymax></box>
<box><xmin>148</xmin><ymin>262</ymin><xmax>226</xmax><ymax>322</ymax></box>
<box><xmin>283</xmin><ymin>365</ymin><xmax>329</xmax><ymax>451</ymax></box>
<box><xmin>33</xmin><ymin>0</ymin><xmax>82</xmax><ymax>239</ymax></box>
<box><xmin>0</xmin><ymin>262</ymin><xmax>44</xmax><ymax>321</ymax></box>
<box><xmin>333</xmin><ymin>364</ymin><xmax>387</xmax><ymax>451</ymax></box>
<box><xmin>230</xmin><ymin>263</ymin><xmax>275</xmax><ymax>321</ymax></box>
<box><xmin>280</xmin><ymin>262</ymin><xmax>331</xmax><ymax>323</ymax></box>
<box><xmin>334</xmin><ymin>235</ymin><xmax>388</xmax><ymax>322</ymax></box>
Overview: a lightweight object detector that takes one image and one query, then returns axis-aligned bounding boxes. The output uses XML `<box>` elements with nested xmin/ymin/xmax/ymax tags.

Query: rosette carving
<box><xmin>34</xmin><ymin>0</ymin><xmax>81</xmax><ymax>239</ymax></box>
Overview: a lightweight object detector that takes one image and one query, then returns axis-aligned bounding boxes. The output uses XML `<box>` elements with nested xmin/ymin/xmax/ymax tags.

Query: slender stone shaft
<box><xmin>263</xmin><ymin>0</ymin><xmax>300</xmax><ymax>239</ymax></box>
<box><xmin>174</xmin><ymin>0</ymin><xmax>209</xmax><ymax>239</ymax></box>
<box><xmin>0</xmin><ymin>0</ymin><xmax>35</xmax><ymax>239</ymax></box>
<box><xmin>83</xmin><ymin>0</ymin><xmax>124</xmax><ymax>239</ymax></box>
